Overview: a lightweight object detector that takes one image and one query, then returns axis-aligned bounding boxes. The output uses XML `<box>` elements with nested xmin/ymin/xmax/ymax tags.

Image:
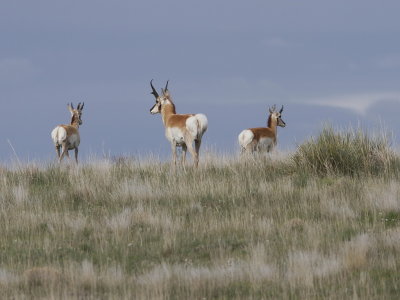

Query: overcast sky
<box><xmin>1</xmin><ymin>0</ymin><xmax>400</xmax><ymax>162</ymax></box>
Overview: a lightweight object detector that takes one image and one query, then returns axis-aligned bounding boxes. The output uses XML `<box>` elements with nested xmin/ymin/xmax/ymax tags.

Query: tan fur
<box><xmin>247</xmin><ymin>114</ymin><xmax>278</xmax><ymax>142</ymax></box>
<box><xmin>150</xmin><ymin>81</ymin><xmax>208</xmax><ymax>167</ymax></box>
<box><xmin>165</xmin><ymin>113</ymin><xmax>194</xmax><ymax>128</ymax></box>
<box><xmin>239</xmin><ymin>106</ymin><xmax>285</xmax><ymax>154</ymax></box>
<box><xmin>160</xmin><ymin>98</ymin><xmax>194</xmax><ymax>128</ymax></box>
<box><xmin>59</xmin><ymin>125</ymin><xmax>79</xmax><ymax>136</ymax></box>
<box><xmin>52</xmin><ymin>103</ymin><xmax>84</xmax><ymax>163</ymax></box>
<box><xmin>248</xmin><ymin>127</ymin><xmax>277</xmax><ymax>142</ymax></box>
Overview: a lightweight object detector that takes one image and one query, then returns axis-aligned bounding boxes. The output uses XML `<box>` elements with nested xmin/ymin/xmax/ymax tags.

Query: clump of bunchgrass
<box><xmin>292</xmin><ymin>126</ymin><xmax>397</xmax><ymax>176</ymax></box>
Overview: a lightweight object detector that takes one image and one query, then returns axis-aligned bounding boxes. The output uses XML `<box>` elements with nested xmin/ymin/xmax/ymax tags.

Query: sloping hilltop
<box><xmin>0</xmin><ymin>128</ymin><xmax>399</xmax><ymax>299</ymax></box>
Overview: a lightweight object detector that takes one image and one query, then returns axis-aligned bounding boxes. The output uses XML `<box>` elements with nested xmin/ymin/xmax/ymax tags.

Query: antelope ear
<box><xmin>67</xmin><ymin>103</ymin><xmax>74</xmax><ymax>113</ymax></box>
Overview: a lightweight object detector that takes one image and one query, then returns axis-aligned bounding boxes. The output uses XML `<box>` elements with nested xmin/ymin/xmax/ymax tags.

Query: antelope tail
<box><xmin>194</xmin><ymin>114</ymin><xmax>208</xmax><ymax>140</ymax></box>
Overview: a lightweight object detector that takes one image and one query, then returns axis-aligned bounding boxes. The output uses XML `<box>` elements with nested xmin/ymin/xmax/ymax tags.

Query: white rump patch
<box><xmin>238</xmin><ymin>129</ymin><xmax>254</xmax><ymax>149</ymax></box>
<box><xmin>186</xmin><ymin>117</ymin><xmax>198</xmax><ymax>139</ymax></box>
<box><xmin>185</xmin><ymin>114</ymin><xmax>208</xmax><ymax>141</ymax></box>
<box><xmin>51</xmin><ymin>126</ymin><xmax>67</xmax><ymax>145</ymax></box>
<box><xmin>194</xmin><ymin>113</ymin><xmax>208</xmax><ymax>138</ymax></box>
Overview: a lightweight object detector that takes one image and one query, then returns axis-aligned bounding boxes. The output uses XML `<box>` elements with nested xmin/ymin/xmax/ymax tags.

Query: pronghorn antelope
<box><xmin>149</xmin><ymin>80</ymin><xmax>208</xmax><ymax>167</ymax></box>
<box><xmin>238</xmin><ymin>105</ymin><xmax>286</xmax><ymax>154</ymax></box>
<box><xmin>51</xmin><ymin>102</ymin><xmax>84</xmax><ymax>163</ymax></box>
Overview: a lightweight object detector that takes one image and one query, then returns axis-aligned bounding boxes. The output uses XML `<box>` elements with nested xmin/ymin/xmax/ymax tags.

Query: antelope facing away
<box><xmin>51</xmin><ymin>102</ymin><xmax>84</xmax><ymax>163</ymax></box>
<box><xmin>149</xmin><ymin>80</ymin><xmax>208</xmax><ymax>167</ymax></box>
<box><xmin>238</xmin><ymin>105</ymin><xmax>286</xmax><ymax>154</ymax></box>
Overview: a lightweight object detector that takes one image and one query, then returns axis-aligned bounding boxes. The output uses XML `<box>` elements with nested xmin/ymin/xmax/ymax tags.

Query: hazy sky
<box><xmin>1</xmin><ymin>0</ymin><xmax>400</xmax><ymax>162</ymax></box>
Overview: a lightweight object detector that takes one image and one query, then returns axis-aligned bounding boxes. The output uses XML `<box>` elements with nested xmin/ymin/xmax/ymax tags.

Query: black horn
<box><xmin>164</xmin><ymin>80</ymin><xmax>169</xmax><ymax>92</ymax></box>
<box><xmin>279</xmin><ymin>105</ymin><xmax>284</xmax><ymax>113</ymax></box>
<box><xmin>150</xmin><ymin>79</ymin><xmax>159</xmax><ymax>99</ymax></box>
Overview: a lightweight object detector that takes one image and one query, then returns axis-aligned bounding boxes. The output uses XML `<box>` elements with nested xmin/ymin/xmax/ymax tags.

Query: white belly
<box><xmin>68</xmin><ymin>134</ymin><xmax>80</xmax><ymax>149</ymax></box>
<box><xmin>258</xmin><ymin>137</ymin><xmax>274</xmax><ymax>150</ymax></box>
<box><xmin>166</xmin><ymin>127</ymin><xmax>185</xmax><ymax>145</ymax></box>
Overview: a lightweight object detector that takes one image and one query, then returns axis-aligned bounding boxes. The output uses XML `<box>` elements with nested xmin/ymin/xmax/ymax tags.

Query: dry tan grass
<box><xmin>23</xmin><ymin>267</ymin><xmax>63</xmax><ymax>287</ymax></box>
<box><xmin>0</xmin><ymin>147</ymin><xmax>398</xmax><ymax>298</ymax></box>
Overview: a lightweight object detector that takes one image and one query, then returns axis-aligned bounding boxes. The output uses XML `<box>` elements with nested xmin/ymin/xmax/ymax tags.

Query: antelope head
<box><xmin>68</xmin><ymin>102</ymin><xmax>84</xmax><ymax>126</ymax></box>
<box><xmin>269</xmin><ymin>105</ymin><xmax>286</xmax><ymax>128</ymax></box>
<box><xmin>150</xmin><ymin>80</ymin><xmax>171</xmax><ymax>114</ymax></box>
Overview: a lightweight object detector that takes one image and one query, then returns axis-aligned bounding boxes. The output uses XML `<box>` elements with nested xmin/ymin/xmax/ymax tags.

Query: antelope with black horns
<box><xmin>149</xmin><ymin>80</ymin><xmax>208</xmax><ymax>167</ymax></box>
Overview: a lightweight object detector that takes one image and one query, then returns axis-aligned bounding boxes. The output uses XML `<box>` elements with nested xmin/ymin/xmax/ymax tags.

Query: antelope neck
<box><xmin>70</xmin><ymin>114</ymin><xmax>80</xmax><ymax>128</ymax></box>
<box><xmin>267</xmin><ymin>115</ymin><xmax>277</xmax><ymax>132</ymax></box>
<box><xmin>161</xmin><ymin>102</ymin><xmax>176</xmax><ymax>126</ymax></box>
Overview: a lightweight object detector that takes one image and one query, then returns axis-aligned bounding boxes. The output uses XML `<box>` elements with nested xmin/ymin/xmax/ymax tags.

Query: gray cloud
<box><xmin>306</xmin><ymin>92</ymin><xmax>400</xmax><ymax>115</ymax></box>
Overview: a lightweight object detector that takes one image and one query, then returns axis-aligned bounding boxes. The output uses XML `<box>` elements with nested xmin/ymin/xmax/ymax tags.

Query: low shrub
<box><xmin>292</xmin><ymin>127</ymin><xmax>397</xmax><ymax>176</ymax></box>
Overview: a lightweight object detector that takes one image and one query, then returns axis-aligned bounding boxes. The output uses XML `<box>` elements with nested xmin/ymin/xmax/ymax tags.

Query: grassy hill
<box><xmin>0</xmin><ymin>128</ymin><xmax>399</xmax><ymax>299</ymax></box>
